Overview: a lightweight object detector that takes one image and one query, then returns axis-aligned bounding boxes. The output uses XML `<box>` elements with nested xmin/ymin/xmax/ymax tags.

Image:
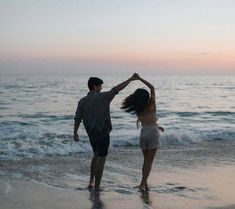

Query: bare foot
<box><xmin>138</xmin><ymin>185</ymin><xmax>145</xmax><ymax>193</ymax></box>
<box><xmin>145</xmin><ymin>183</ymin><xmax>150</xmax><ymax>191</ymax></box>
<box><xmin>88</xmin><ymin>182</ymin><xmax>95</xmax><ymax>191</ymax></box>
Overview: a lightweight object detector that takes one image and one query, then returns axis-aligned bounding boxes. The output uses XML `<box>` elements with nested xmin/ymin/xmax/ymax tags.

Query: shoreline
<box><xmin>1</xmin><ymin>143</ymin><xmax>235</xmax><ymax>209</ymax></box>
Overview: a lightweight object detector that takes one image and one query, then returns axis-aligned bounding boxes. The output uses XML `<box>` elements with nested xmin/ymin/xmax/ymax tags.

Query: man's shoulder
<box><xmin>78</xmin><ymin>95</ymin><xmax>88</xmax><ymax>105</ymax></box>
<box><xmin>100</xmin><ymin>87</ymin><xmax>118</xmax><ymax>97</ymax></box>
<box><xmin>80</xmin><ymin>95</ymin><xmax>88</xmax><ymax>100</ymax></box>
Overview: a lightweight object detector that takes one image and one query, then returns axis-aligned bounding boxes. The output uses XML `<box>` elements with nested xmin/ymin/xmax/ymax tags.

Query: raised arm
<box><xmin>137</xmin><ymin>75</ymin><xmax>155</xmax><ymax>99</ymax></box>
<box><xmin>115</xmin><ymin>73</ymin><xmax>138</xmax><ymax>92</ymax></box>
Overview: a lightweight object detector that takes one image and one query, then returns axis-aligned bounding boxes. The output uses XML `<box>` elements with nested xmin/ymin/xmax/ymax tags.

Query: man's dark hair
<box><xmin>88</xmin><ymin>77</ymin><xmax>103</xmax><ymax>90</ymax></box>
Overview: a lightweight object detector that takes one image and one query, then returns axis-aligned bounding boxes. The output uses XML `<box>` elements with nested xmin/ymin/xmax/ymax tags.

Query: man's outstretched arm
<box><xmin>115</xmin><ymin>73</ymin><xmax>138</xmax><ymax>92</ymax></box>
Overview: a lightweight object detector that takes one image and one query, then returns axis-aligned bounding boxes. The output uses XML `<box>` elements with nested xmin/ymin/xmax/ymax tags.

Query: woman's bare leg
<box><xmin>139</xmin><ymin>150</ymin><xmax>148</xmax><ymax>191</ymax></box>
<box><xmin>139</xmin><ymin>149</ymin><xmax>157</xmax><ymax>191</ymax></box>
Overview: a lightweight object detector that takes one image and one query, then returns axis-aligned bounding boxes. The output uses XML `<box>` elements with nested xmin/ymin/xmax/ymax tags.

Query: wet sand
<box><xmin>1</xmin><ymin>141</ymin><xmax>235</xmax><ymax>209</ymax></box>
<box><xmin>1</xmin><ymin>164</ymin><xmax>235</xmax><ymax>209</ymax></box>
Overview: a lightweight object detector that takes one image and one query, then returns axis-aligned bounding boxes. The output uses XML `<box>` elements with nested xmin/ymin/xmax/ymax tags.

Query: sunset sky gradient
<box><xmin>0</xmin><ymin>0</ymin><xmax>235</xmax><ymax>75</ymax></box>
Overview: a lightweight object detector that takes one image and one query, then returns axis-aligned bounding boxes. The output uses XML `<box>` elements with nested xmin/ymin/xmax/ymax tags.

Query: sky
<box><xmin>0</xmin><ymin>0</ymin><xmax>235</xmax><ymax>75</ymax></box>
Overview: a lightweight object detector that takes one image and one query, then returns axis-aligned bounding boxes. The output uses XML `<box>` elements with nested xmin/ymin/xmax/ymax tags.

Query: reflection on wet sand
<box><xmin>89</xmin><ymin>192</ymin><xmax>106</xmax><ymax>209</ymax></box>
<box><xmin>140</xmin><ymin>191</ymin><xmax>153</xmax><ymax>207</ymax></box>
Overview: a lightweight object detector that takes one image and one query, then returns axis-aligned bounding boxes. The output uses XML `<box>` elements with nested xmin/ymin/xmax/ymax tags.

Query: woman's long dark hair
<box><xmin>121</xmin><ymin>88</ymin><xmax>150</xmax><ymax>115</ymax></box>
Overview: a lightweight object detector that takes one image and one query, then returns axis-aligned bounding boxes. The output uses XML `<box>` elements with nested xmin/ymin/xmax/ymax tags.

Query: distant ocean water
<box><xmin>0</xmin><ymin>75</ymin><xmax>234</xmax><ymax>160</ymax></box>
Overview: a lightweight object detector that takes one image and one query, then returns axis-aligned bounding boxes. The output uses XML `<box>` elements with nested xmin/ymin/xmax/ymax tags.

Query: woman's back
<box><xmin>138</xmin><ymin>99</ymin><xmax>157</xmax><ymax>126</ymax></box>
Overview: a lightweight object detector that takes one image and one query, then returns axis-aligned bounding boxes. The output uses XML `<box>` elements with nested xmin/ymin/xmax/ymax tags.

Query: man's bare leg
<box><xmin>94</xmin><ymin>156</ymin><xmax>106</xmax><ymax>192</ymax></box>
<box><xmin>88</xmin><ymin>154</ymin><xmax>98</xmax><ymax>189</ymax></box>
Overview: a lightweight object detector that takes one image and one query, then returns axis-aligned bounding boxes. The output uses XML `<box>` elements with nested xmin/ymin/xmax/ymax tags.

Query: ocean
<box><xmin>1</xmin><ymin>75</ymin><xmax>235</xmax><ymax>208</ymax></box>
<box><xmin>0</xmin><ymin>75</ymin><xmax>234</xmax><ymax>160</ymax></box>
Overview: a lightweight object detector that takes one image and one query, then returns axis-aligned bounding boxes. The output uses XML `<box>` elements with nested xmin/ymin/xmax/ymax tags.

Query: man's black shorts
<box><xmin>89</xmin><ymin>134</ymin><xmax>110</xmax><ymax>157</ymax></box>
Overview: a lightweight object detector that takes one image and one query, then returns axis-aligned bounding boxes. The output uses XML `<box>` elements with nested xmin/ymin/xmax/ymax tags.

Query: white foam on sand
<box><xmin>4</xmin><ymin>182</ymin><xmax>12</xmax><ymax>194</ymax></box>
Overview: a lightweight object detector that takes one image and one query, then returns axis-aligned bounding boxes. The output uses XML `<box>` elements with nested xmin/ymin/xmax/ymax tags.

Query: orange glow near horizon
<box><xmin>2</xmin><ymin>48</ymin><xmax>235</xmax><ymax>72</ymax></box>
<box><xmin>1</xmin><ymin>1</ymin><xmax>235</xmax><ymax>74</ymax></box>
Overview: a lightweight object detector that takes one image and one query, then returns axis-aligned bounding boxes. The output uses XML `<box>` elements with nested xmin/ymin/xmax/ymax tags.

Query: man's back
<box><xmin>75</xmin><ymin>88</ymin><xmax>118</xmax><ymax>137</ymax></box>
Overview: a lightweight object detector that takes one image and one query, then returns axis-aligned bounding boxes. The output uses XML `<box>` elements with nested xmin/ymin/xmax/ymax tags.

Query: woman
<box><xmin>121</xmin><ymin>74</ymin><xmax>164</xmax><ymax>192</ymax></box>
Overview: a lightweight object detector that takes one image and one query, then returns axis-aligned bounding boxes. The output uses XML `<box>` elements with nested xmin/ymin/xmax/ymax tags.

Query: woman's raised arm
<box><xmin>137</xmin><ymin>74</ymin><xmax>155</xmax><ymax>99</ymax></box>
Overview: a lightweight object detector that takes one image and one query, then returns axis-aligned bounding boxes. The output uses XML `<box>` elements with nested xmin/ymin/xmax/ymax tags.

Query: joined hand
<box><xmin>131</xmin><ymin>73</ymin><xmax>140</xmax><ymax>81</ymax></box>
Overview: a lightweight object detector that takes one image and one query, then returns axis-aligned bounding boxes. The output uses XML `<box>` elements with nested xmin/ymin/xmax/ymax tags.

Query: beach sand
<box><xmin>1</xmin><ymin>165</ymin><xmax>235</xmax><ymax>209</ymax></box>
<box><xmin>1</xmin><ymin>142</ymin><xmax>235</xmax><ymax>209</ymax></box>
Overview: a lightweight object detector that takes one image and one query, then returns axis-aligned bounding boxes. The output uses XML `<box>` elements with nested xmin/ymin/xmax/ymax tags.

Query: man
<box><xmin>73</xmin><ymin>74</ymin><xmax>137</xmax><ymax>192</ymax></box>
